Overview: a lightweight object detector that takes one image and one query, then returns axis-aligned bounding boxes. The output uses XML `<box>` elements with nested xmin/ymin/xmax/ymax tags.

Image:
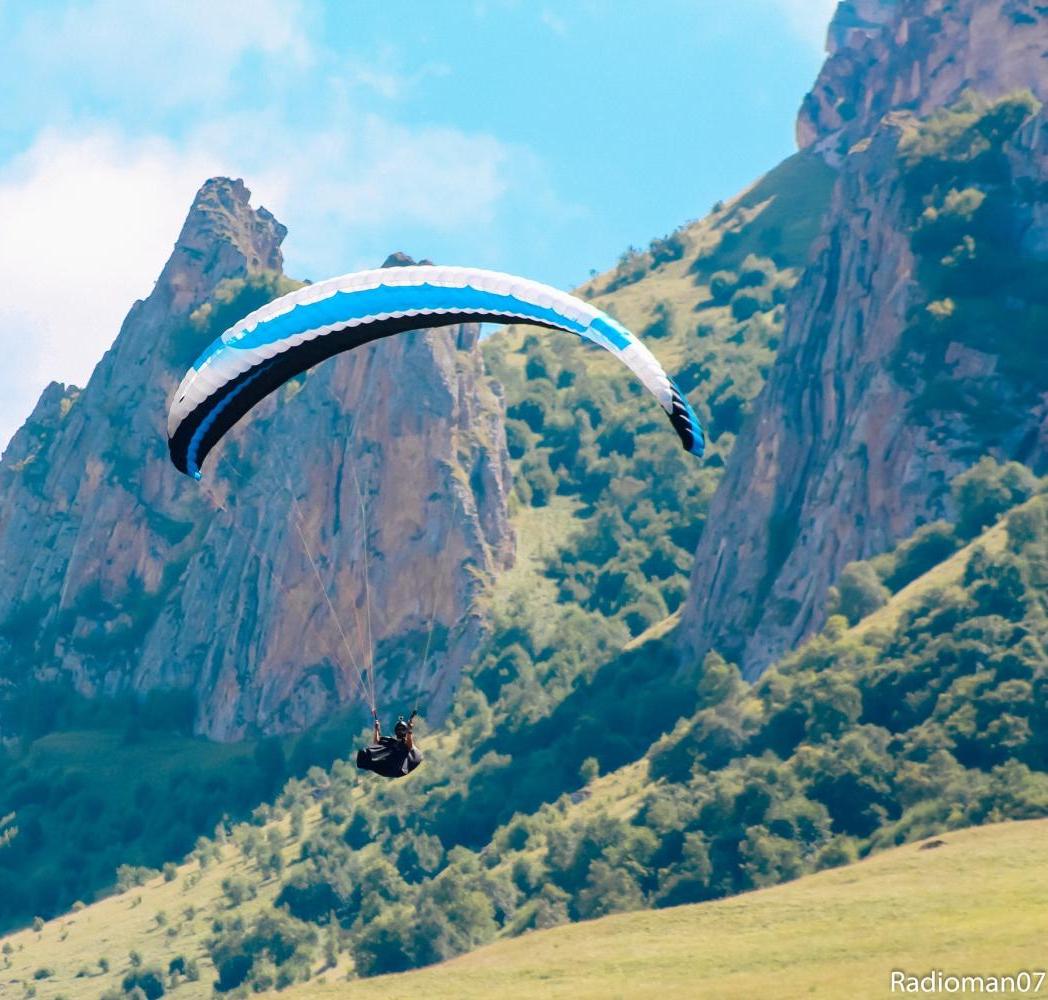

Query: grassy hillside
<box><xmin>288</xmin><ymin>820</ymin><xmax>1048</xmax><ymax>1000</ymax></box>
<box><xmin>479</xmin><ymin>149</ymin><xmax>835</xmax><ymax>667</ymax></box>
<box><xmin>0</xmin><ymin>730</ymin><xmax>645</xmax><ymax>998</ymax></box>
<box><xmin>4</xmin><ymin>477</ymin><xmax>1042</xmax><ymax>998</ymax></box>
<box><xmin>0</xmin><ymin>150</ymin><xmax>836</xmax><ymax>938</ymax></box>
<box><xmin>0</xmin><ymin>692</ymin><xmax>366</xmax><ymax>934</ymax></box>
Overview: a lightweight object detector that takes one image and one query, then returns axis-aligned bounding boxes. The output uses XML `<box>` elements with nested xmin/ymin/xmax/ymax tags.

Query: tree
<box><xmin>828</xmin><ymin>561</ymin><xmax>889</xmax><ymax>625</ymax></box>
<box><xmin>709</xmin><ymin>270</ymin><xmax>738</xmax><ymax>304</ymax></box>
<box><xmin>209</xmin><ymin>912</ymin><xmax>317</xmax><ymax>993</ymax></box>
<box><xmin>579</xmin><ymin>757</ymin><xmax>599</xmax><ymax>785</ymax></box>
<box><xmin>574</xmin><ymin>860</ymin><xmax>645</xmax><ymax>919</ymax></box>
<box><xmin>881</xmin><ymin>520</ymin><xmax>960</xmax><ymax>591</ymax></box>
<box><xmin>656</xmin><ymin>831</ymin><xmax>712</xmax><ymax>906</ymax></box>
<box><xmin>1006</xmin><ymin>497</ymin><xmax>1046</xmax><ymax>552</ymax></box>
<box><xmin>951</xmin><ymin>457</ymin><xmax>1037</xmax><ymax>539</ymax></box>
<box><xmin>221</xmin><ymin>875</ymin><xmax>257</xmax><ymax>907</ymax></box>
<box><xmin>739</xmin><ymin>825</ymin><xmax>805</xmax><ymax>888</ymax></box>
<box><xmin>413</xmin><ymin>867</ymin><xmax>497</xmax><ymax>966</ymax></box>
<box><xmin>352</xmin><ymin>904</ymin><xmax>418</xmax><ymax>976</ymax></box>
<box><xmin>122</xmin><ymin>968</ymin><xmax>165</xmax><ymax>1000</ymax></box>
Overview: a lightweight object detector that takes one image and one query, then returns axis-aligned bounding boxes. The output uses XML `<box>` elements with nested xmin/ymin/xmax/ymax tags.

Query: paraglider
<box><xmin>167</xmin><ymin>265</ymin><xmax>704</xmax><ymax>479</ymax></box>
<box><xmin>356</xmin><ymin>713</ymin><xmax>423</xmax><ymax>780</ymax></box>
<box><xmin>166</xmin><ymin>264</ymin><xmax>705</xmax><ymax>753</ymax></box>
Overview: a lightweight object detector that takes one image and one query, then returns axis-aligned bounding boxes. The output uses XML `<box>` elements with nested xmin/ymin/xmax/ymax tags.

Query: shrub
<box><xmin>221</xmin><ymin>875</ymin><xmax>257</xmax><ymax>907</ymax></box>
<box><xmin>729</xmin><ymin>286</ymin><xmax>773</xmax><ymax>321</ymax></box>
<box><xmin>737</xmin><ymin>254</ymin><xmax>776</xmax><ymax>288</ymax></box>
<box><xmin>951</xmin><ymin>457</ymin><xmax>1038</xmax><ymax>538</ymax></box>
<box><xmin>649</xmin><ymin>231</ymin><xmax>687</xmax><ymax>265</ymax></box>
<box><xmin>828</xmin><ymin>561</ymin><xmax>890</xmax><ymax>625</ymax></box>
<box><xmin>122</xmin><ymin>968</ymin><xmax>165</xmax><ymax>1000</ymax></box>
<box><xmin>709</xmin><ymin>270</ymin><xmax>738</xmax><ymax>304</ymax></box>
<box><xmin>881</xmin><ymin>521</ymin><xmax>960</xmax><ymax>591</ymax></box>
<box><xmin>640</xmin><ymin>303</ymin><xmax>673</xmax><ymax>340</ymax></box>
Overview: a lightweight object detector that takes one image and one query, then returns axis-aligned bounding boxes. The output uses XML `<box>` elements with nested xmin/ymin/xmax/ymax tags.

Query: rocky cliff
<box><xmin>679</xmin><ymin>0</ymin><xmax>1048</xmax><ymax>675</ymax></box>
<box><xmin>798</xmin><ymin>0</ymin><xmax>1048</xmax><ymax>154</ymax></box>
<box><xmin>0</xmin><ymin>179</ymin><xmax>513</xmax><ymax>739</ymax></box>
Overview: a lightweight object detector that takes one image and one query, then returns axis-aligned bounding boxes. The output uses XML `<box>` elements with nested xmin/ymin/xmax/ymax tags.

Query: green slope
<box><xmin>289</xmin><ymin>820</ymin><xmax>1048</xmax><ymax>1000</ymax></box>
<box><xmin>1</xmin><ymin>481</ymin><xmax>1041</xmax><ymax>998</ymax></box>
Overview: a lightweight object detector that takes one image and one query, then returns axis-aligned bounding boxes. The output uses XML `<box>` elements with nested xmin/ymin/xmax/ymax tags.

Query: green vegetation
<box><xmin>895</xmin><ymin>90</ymin><xmax>1046</xmax><ymax>457</ymax></box>
<box><xmin>6</xmin><ymin>103</ymin><xmax>1047</xmax><ymax>997</ymax></box>
<box><xmin>242</xmin><ymin>465</ymin><xmax>1047</xmax><ymax>982</ymax></box>
<box><xmin>283</xmin><ymin>819</ymin><xmax>1048</xmax><ymax>999</ymax></box>
<box><xmin>483</xmin><ymin>150</ymin><xmax>835</xmax><ymax>637</ymax></box>
<box><xmin>0</xmin><ymin>274</ymin><xmax>333</xmax><ymax>935</ymax></box>
<box><xmin>1</xmin><ymin>463</ymin><xmax>1044</xmax><ymax>994</ymax></box>
<box><xmin>3</xmin><ymin>386</ymin><xmax>80</xmax><ymax>496</ymax></box>
<box><xmin>165</xmin><ymin>272</ymin><xmax>304</xmax><ymax>370</ymax></box>
<box><xmin>0</xmin><ymin>694</ymin><xmax>372</xmax><ymax>934</ymax></box>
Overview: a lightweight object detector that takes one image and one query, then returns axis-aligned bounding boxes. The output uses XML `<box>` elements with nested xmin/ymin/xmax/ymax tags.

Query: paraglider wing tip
<box><xmin>666</xmin><ymin>378</ymin><xmax>706</xmax><ymax>459</ymax></box>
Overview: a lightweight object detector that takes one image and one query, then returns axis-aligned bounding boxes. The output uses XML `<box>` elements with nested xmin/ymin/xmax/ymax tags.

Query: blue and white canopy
<box><xmin>167</xmin><ymin>265</ymin><xmax>704</xmax><ymax>478</ymax></box>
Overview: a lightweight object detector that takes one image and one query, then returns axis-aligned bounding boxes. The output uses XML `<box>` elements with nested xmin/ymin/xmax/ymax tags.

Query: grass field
<box><xmin>290</xmin><ymin>819</ymin><xmax>1048</xmax><ymax>1000</ymax></box>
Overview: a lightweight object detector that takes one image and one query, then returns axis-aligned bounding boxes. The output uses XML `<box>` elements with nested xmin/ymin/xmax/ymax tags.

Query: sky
<box><xmin>0</xmin><ymin>0</ymin><xmax>837</xmax><ymax>451</ymax></box>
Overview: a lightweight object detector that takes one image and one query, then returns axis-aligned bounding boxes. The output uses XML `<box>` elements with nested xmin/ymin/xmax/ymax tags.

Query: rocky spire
<box><xmin>154</xmin><ymin>177</ymin><xmax>287</xmax><ymax>316</ymax></box>
<box><xmin>679</xmin><ymin>0</ymin><xmax>1048</xmax><ymax>676</ymax></box>
<box><xmin>0</xmin><ymin>178</ymin><xmax>513</xmax><ymax>740</ymax></box>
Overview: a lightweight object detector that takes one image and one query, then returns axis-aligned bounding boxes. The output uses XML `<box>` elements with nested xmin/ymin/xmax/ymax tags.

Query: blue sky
<box><xmin>0</xmin><ymin>0</ymin><xmax>836</xmax><ymax>449</ymax></box>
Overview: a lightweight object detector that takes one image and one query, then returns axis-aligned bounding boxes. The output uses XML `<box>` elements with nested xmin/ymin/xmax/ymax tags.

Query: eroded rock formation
<box><xmin>0</xmin><ymin>179</ymin><xmax>513</xmax><ymax>739</ymax></box>
<box><xmin>680</xmin><ymin>0</ymin><xmax>1048</xmax><ymax>675</ymax></box>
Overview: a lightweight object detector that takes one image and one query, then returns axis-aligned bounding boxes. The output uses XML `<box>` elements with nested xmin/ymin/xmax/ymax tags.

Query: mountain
<box><xmin>2</xmin><ymin>0</ymin><xmax>1047</xmax><ymax>983</ymax></box>
<box><xmin>0</xmin><ymin>179</ymin><xmax>513</xmax><ymax>740</ymax></box>
<box><xmin>3</xmin><ymin>471</ymin><xmax>1042</xmax><ymax>993</ymax></box>
<box><xmin>679</xmin><ymin>0</ymin><xmax>1048</xmax><ymax>676</ymax></box>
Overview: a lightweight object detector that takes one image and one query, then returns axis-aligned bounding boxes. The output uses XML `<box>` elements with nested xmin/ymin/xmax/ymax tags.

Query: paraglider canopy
<box><xmin>167</xmin><ymin>265</ymin><xmax>704</xmax><ymax>479</ymax></box>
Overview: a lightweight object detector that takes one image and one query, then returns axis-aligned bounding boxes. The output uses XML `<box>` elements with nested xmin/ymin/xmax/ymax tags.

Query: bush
<box><xmin>729</xmin><ymin>286</ymin><xmax>773</xmax><ymax>321</ymax></box>
<box><xmin>520</xmin><ymin>453</ymin><xmax>557</xmax><ymax>508</ymax></box>
<box><xmin>1006</xmin><ymin>496</ymin><xmax>1046</xmax><ymax>551</ymax></box>
<box><xmin>116</xmin><ymin>866</ymin><xmax>158</xmax><ymax>892</ymax></box>
<box><xmin>828</xmin><ymin>562</ymin><xmax>890</xmax><ymax>625</ymax></box>
<box><xmin>606</xmin><ymin>248</ymin><xmax>650</xmax><ymax>291</ymax></box>
<box><xmin>210</xmin><ymin>912</ymin><xmax>316</xmax><ymax>993</ymax></box>
<box><xmin>122</xmin><ymin>968</ymin><xmax>165</xmax><ymax>1000</ymax></box>
<box><xmin>640</xmin><ymin>303</ymin><xmax>673</xmax><ymax>340</ymax></box>
<box><xmin>649</xmin><ymin>231</ymin><xmax>687</xmax><ymax>265</ymax></box>
<box><xmin>709</xmin><ymin>270</ymin><xmax>738</xmax><ymax>304</ymax></box>
<box><xmin>881</xmin><ymin>521</ymin><xmax>960</xmax><ymax>591</ymax></box>
<box><xmin>221</xmin><ymin>875</ymin><xmax>257</xmax><ymax>907</ymax></box>
<box><xmin>737</xmin><ymin>254</ymin><xmax>776</xmax><ymax>288</ymax></box>
<box><xmin>951</xmin><ymin>458</ymin><xmax>1038</xmax><ymax>539</ymax></box>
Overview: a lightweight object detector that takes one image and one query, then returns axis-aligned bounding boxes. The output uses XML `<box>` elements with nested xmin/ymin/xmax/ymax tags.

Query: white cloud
<box><xmin>0</xmin><ymin>1</ymin><xmax>568</xmax><ymax>451</ymax></box>
<box><xmin>540</xmin><ymin>9</ymin><xmax>568</xmax><ymax>36</ymax></box>
<box><xmin>342</xmin><ymin>50</ymin><xmax>452</xmax><ymax>102</ymax></box>
<box><xmin>16</xmin><ymin>0</ymin><xmax>312</xmax><ymax>110</ymax></box>
<box><xmin>0</xmin><ymin>111</ymin><xmax>543</xmax><ymax>450</ymax></box>
<box><xmin>755</xmin><ymin>0</ymin><xmax>837</xmax><ymax>52</ymax></box>
<box><xmin>0</xmin><ymin>130</ymin><xmax>220</xmax><ymax>452</ymax></box>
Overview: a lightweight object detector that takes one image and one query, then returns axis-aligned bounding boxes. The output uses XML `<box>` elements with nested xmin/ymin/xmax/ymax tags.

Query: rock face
<box><xmin>679</xmin><ymin>0</ymin><xmax>1048</xmax><ymax>676</ymax></box>
<box><xmin>798</xmin><ymin>0</ymin><xmax>1048</xmax><ymax>154</ymax></box>
<box><xmin>0</xmin><ymin>179</ymin><xmax>513</xmax><ymax>739</ymax></box>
